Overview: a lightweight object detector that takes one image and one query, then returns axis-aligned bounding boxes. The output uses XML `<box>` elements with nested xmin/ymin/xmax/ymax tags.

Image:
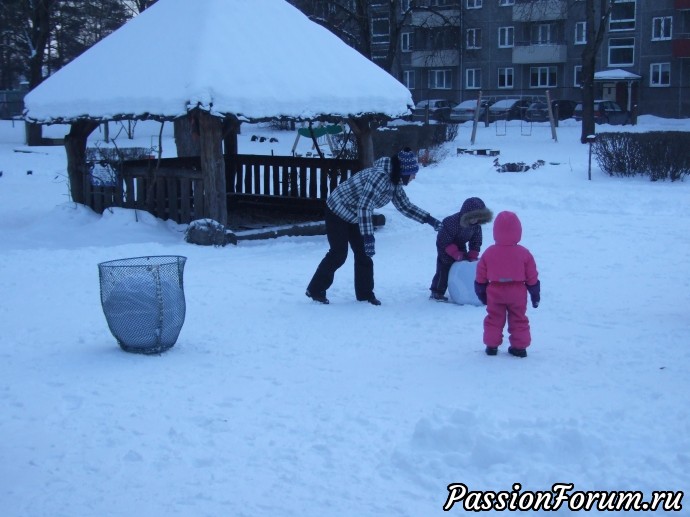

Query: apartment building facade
<box><xmin>291</xmin><ymin>0</ymin><xmax>690</xmax><ymax>118</ymax></box>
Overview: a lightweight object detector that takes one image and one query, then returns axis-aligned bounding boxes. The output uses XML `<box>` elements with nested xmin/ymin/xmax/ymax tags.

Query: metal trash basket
<box><xmin>98</xmin><ymin>255</ymin><xmax>187</xmax><ymax>354</ymax></box>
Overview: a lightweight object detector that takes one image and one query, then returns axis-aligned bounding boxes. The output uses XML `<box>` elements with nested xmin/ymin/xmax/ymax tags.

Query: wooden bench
<box><xmin>457</xmin><ymin>148</ymin><xmax>500</xmax><ymax>157</ymax></box>
<box><xmin>228</xmin><ymin>193</ymin><xmax>326</xmax><ymax>215</ymax></box>
<box><xmin>227</xmin><ymin>193</ymin><xmax>385</xmax><ymax>231</ymax></box>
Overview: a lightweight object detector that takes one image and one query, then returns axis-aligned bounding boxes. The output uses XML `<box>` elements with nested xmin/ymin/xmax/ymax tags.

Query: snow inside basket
<box><xmin>98</xmin><ymin>256</ymin><xmax>187</xmax><ymax>354</ymax></box>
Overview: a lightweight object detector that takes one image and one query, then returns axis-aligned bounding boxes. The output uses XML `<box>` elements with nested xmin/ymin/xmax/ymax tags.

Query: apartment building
<box><xmin>290</xmin><ymin>0</ymin><xmax>690</xmax><ymax>118</ymax></box>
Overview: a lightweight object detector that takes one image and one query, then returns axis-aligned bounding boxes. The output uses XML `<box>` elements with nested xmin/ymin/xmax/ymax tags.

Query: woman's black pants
<box><xmin>306</xmin><ymin>208</ymin><xmax>374</xmax><ymax>299</ymax></box>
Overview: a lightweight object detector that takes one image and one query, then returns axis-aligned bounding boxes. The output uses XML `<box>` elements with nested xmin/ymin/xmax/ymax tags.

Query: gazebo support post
<box><xmin>64</xmin><ymin>120</ymin><xmax>99</xmax><ymax>204</ymax></box>
<box><xmin>198</xmin><ymin>109</ymin><xmax>227</xmax><ymax>227</ymax></box>
<box><xmin>222</xmin><ymin>116</ymin><xmax>240</xmax><ymax>156</ymax></box>
<box><xmin>173</xmin><ymin>113</ymin><xmax>201</xmax><ymax>157</ymax></box>
<box><xmin>347</xmin><ymin>116</ymin><xmax>375</xmax><ymax>170</ymax></box>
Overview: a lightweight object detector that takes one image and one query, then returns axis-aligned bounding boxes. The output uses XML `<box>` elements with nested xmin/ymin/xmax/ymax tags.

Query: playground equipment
<box><xmin>292</xmin><ymin>123</ymin><xmax>344</xmax><ymax>156</ymax></box>
<box><xmin>467</xmin><ymin>90</ymin><xmax>558</xmax><ymax>143</ymax></box>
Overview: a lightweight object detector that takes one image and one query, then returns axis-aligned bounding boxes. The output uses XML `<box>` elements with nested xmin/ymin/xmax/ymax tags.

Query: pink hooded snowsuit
<box><xmin>475</xmin><ymin>211</ymin><xmax>539</xmax><ymax>350</ymax></box>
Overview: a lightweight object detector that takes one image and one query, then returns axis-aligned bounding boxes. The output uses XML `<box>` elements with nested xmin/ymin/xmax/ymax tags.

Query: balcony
<box><xmin>411</xmin><ymin>49</ymin><xmax>460</xmax><ymax>67</ymax></box>
<box><xmin>410</xmin><ymin>9</ymin><xmax>460</xmax><ymax>28</ymax></box>
<box><xmin>675</xmin><ymin>0</ymin><xmax>690</xmax><ymax>9</ymax></box>
<box><xmin>512</xmin><ymin>43</ymin><xmax>567</xmax><ymax>64</ymax></box>
<box><xmin>672</xmin><ymin>35</ymin><xmax>690</xmax><ymax>57</ymax></box>
<box><xmin>513</xmin><ymin>0</ymin><xmax>567</xmax><ymax>22</ymax></box>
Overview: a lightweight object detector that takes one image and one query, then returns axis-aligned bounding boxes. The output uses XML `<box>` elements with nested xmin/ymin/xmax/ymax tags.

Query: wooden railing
<box><xmin>229</xmin><ymin>154</ymin><xmax>357</xmax><ymax>198</ymax></box>
<box><xmin>83</xmin><ymin>154</ymin><xmax>358</xmax><ymax>224</ymax></box>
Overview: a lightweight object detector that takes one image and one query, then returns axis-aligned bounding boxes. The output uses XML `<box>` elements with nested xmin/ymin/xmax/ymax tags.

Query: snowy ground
<box><xmin>1</xmin><ymin>117</ymin><xmax>689</xmax><ymax>516</ymax></box>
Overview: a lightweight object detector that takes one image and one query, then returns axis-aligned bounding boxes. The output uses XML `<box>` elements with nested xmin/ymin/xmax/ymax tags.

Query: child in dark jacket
<box><xmin>474</xmin><ymin>210</ymin><xmax>540</xmax><ymax>358</ymax></box>
<box><xmin>429</xmin><ymin>197</ymin><xmax>493</xmax><ymax>301</ymax></box>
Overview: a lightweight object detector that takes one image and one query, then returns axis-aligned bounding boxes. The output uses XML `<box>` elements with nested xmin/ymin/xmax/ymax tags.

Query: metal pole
<box><xmin>546</xmin><ymin>89</ymin><xmax>557</xmax><ymax>142</ymax></box>
<box><xmin>588</xmin><ymin>141</ymin><xmax>592</xmax><ymax>181</ymax></box>
<box><xmin>470</xmin><ymin>91</ymin><xmax>482</xmax><ymax>145</ymax></box>
<box><xmin>587</xmin><ymin>134</ymin><xmax>596</xmax><ymax>181</ymax></box>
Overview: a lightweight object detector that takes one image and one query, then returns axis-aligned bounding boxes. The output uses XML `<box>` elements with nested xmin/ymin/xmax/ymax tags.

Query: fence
<box><xmin>0</xmin><ymin>90</ymin><xmax>25</xmax><ymax>119</ymax></box>
<box><xmin>83</xmin><ymin>154</ymin><xmax>359</xmax><ymax>224</ymax></box>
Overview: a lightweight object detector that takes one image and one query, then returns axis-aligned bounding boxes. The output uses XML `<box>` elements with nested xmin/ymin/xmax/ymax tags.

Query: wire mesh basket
<box><xmin>98</xmin><ymin>256</ymin><xmax>187</xmax><ymax>354</ymax></box>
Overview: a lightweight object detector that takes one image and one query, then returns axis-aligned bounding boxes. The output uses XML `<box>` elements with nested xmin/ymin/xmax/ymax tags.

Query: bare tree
<box><xmin>122</xmin><ymin>0</ymin><xmax>158</xmax><ymax>16</ymax></box>
<box><xmin>289</xmin><ymin>0</ymin><xmax>460</xmax><ymax>75</ymax></box>
<box><xmin>480</xmin><ymin>0</ymin><xmax>612</xmax><ymax>143</ymax></box>
<box><xmin>409</xmin><ymin>6</ymin><xmax>462</xmax><ymax>70</ymax></box>
<box><xmin>0</xmin><ymin>2</ymin><xmax>26</xmax><ymax>90</ymax></box>
<box><xmin>579</xmin><ymin>0</ymin><xmax>612</xmax><ymax>143</ymax></box>
<box><xmin>291</xmin><ymin>0</ymin><xmax>388</xmax><ymax>69</ymax></box>
<box><xmin>49</xmin><ymin>1</ymin><xmax>130</xmax><ymax>73</ymax></box>
<box><xmin>23</xmin><ymin>0</ymin><xmax>55</xmax><ymax>145</ymax></box>
<box><xmin>1</xmin><ymin>1</ymin><xmax>136</xmax><ymax>143</ymax></box>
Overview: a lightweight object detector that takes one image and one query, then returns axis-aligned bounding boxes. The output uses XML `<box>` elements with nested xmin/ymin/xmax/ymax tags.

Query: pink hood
<box><xmin>476</xmin><ymin>210</ymin><xmax>538</xmax><ymax>286</ymax></box>
<box><xmin>493</xmin><ymin>211</ymin><xmax>522</xmax><ymax>246</ymax></box>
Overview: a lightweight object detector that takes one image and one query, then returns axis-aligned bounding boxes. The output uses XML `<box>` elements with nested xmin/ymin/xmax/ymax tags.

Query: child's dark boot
<box><xmin>508</xmin><ymin>347</ymin><xmax>527</xmax><ymax>358</ymax></box>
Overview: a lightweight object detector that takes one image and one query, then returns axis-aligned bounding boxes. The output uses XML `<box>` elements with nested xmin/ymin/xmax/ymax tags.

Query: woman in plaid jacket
<box><xmin>306</xmin><ymin>148</ymin><xmax>442</xmax><ymax>305</ymax></box>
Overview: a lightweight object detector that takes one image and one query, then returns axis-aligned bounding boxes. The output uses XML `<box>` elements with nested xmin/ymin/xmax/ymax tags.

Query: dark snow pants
<box><xmin>306</xmin><ymin>208</ymin><xmax>374</xmax><ymax>299</ymax></box>
<box><xmin>429</xmin><ymin>254</ymin><xmax>454</xmax><ymax>296</ymax></box>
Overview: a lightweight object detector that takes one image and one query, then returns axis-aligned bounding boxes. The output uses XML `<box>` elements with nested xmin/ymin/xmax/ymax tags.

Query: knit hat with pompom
<box><xmin>397</xmin><ymin>148</ymin><xmax>419</xmax><ymax>176</ymax></box>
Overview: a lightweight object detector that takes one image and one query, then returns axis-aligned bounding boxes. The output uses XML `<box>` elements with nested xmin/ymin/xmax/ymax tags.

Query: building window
<box><xmin>403</xmin><ymin>70</ymin><xmax>415</xmax><ymax>90</ymax></box>
<box><xmin>650</xmin><ymin>63</ymin><xmax>670</xmax><ymax>87</ymax></box>
<box><xmin>316</xmin><ymin>2</ymin><xmax>340</xmax><ymax>17</ymax></box>
<box><xmin>466</xmin><ymin>28</ymin><xmax>482</xmax><ymax>49</ymax></box>
<box><xmin>401</xmin><ymin>32</ymin><xmax>413</xmax><ymax>52</ymax></box>
<box><xmin>499</xmin><ymin>0</ymin><xmax>514</xmax><ymax>5</ymax></box>
<box><xmin>466</xmin><ymin>68</ymin><xmax>481</xmax><ymax>89</ymax></box>
<box><xmin>372</xmin><ymin>53</ymin><xmax>387</xmax><ymax>67</ymax></box>
<box><xmin>498</xmin><ymin>27</ymin><xmax>514</xmax><ymax>48</ymax></box>
<box><xmin>652</xmin><ymin>17</ymin><xmax>672</xmax><ymax>41</ymax></box>
<box><xmin>575</xmin><ymin>22</ymin><xmax>586</xmax><ymax>45</ymax></box>
<box><xmin>532</xmin><ymin>23</ymin><xmax>554</xmax><ymax>44</ymax></box>
<box><xmin>430</xmin><ymin>0</ymin><xmax>453</xmax><ymax>5</ymax></box>
<box><xmin>467</xmin><ymin>0</ymin><xmax>482</xmax><ymax>8</ymax></box>
<box><xmin>530</xmin><ymin>66</ymin><xmax>557</xmax><ymax>87</ymax></box>
<box><xmin>608</xmin><ymin>37</ymin><xmax>635</xmax><ymax>66</ymax></box>
<box><xmin>429</xmin><ymin>69</ymin><xmax>452</xmax><ymax>89</ymax></box>
<box><xmin>498</xmin><ymin>67</ymin><xmax>514</xmax><ymax>89</ymax></box>
<box><xmin>610</xmin><ymin>0</ymin><xmax>636</xmax><ymax>32</ymax></box>
<box><xmin>371</xmin><ymin>17</ymin><xmax>390</xmax><ymax>44</ymax></box>
<box><xmin>574</xmin><ymin>65</ymin><xmax>582</xmax><ymax>87</ymax></box>
<box><xmin>401</xmin><ymin>0</ymin><xmax>411</xmax><ymax>12</ymax></box>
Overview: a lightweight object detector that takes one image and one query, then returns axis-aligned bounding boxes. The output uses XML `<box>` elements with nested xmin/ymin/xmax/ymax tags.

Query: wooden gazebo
<box><xmin>22</xmin><ymin>0</ymin><xmax>414</xmax><ymax>227</ymax></box>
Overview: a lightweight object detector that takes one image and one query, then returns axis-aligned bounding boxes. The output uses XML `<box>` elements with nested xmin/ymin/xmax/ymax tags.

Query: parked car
<box><xmin>525</xmin><ymin>99</ymin><xmax>578</xmax><ymax>122</ymax></box>
<box><xmin>553</xmin><ymin>99</ymin><xmax>578</xmax><ymax>120</ymax></box>
<box><xmin>487</xmin><ymin>98</ymin><xmax>532</xmax><ymax>121</ymax></box>
<box><xmin>573</xmin><ymin>100</ymin><xmax>630</xmax><ymax>125</ymax></box>
<box><xmin>412</xmin><ymin>99</ymin><xmax>455</xmax><ymax>122</ymax></box>
<box><xmin>449</xmin><ymin>99</ymin><xmax>493</xmax><ymax>123</ymax></box>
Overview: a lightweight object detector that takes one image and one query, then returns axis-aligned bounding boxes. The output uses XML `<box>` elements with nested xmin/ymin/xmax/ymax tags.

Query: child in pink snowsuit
<box><xmin>474</xmin><ymin>211</ymin><xmax>540</xmax><ymax>358</ymax></box>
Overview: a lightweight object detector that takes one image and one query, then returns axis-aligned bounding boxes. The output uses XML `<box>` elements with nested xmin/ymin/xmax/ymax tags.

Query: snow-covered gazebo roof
<box><xmin>23</xmin><ymin>0</ymin><xmax>413</xmax><ymax>124</ymax></box>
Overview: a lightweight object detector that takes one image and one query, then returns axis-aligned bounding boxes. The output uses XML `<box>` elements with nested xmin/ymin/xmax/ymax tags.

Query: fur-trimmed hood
<box><xmin>459</xmin><ymin>197</ymin><xmax>493</xmax><ymax>227</ymax></box>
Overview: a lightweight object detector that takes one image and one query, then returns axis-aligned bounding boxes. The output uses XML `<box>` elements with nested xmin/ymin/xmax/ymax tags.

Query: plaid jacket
<box><xmin>327</xmin><ymin>157</ymin><xmax>430</xmax><ymax>236</ymax></box>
